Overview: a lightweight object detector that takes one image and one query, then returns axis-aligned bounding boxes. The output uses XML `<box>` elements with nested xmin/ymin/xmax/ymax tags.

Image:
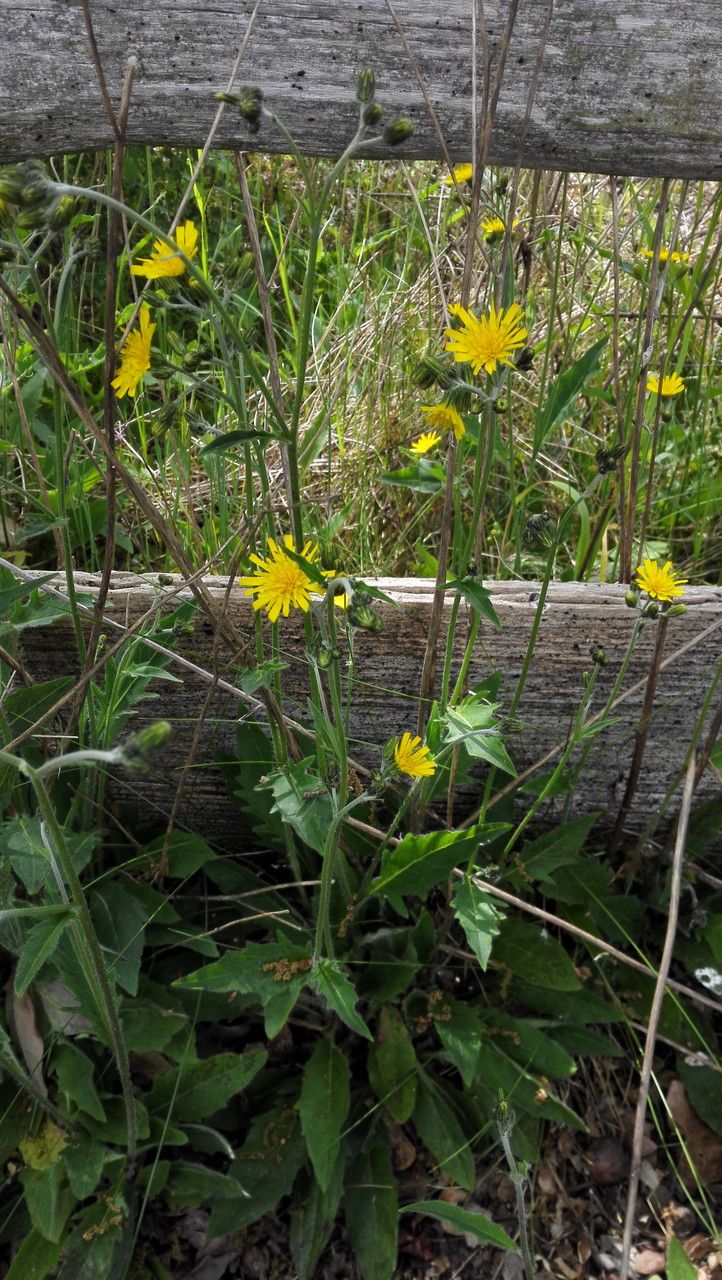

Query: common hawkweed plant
<box><xmin>0</xmin><ymin>60</ymin><xmax>720</xmax><ymax>1280</ymax></box>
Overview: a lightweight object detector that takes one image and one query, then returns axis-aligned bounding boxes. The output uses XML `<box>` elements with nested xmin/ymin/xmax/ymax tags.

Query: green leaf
<box><xmin>478</xmin><ymin>1010</ymin><xmax>576</xmax><ymax>1080</ymax></box>
<box><xmin>299</xmin><ymin>1038</ymin><xmax>350</xmax><ymax>1191</ymax></box>
<box><xmin>53</xmin><ymin>1043</ymin><xmax>106</xmax><ymax>1121</ymax></box>
<box><xmin>15</xmin><ymin>913</ymin><xmax>72</xmax><ymax>995</ymax></box>
<box><xmin>209</xmin><ymin>1106</ymin><xmax>306</xmax><ymax>1238</ymax></box>
<box><xmin>5</xmin><ymin>817</ymin><xmax>52</xmax><ymax>893</ymax></box>
<box><xmin>174</xmin><ymin>940</ymin><xmax>312</xmax><ymax>1038</ymax></box>
<box><xmin>4</xmin><ymin>1229</ymin><xmax>63</xmax><ymax>1280</ymax></box>
<box><xmin>370</xmin><ymin>824</ymin><xmax>508</xmax><ymax>915</ymax></box>
<box><xmin>143</xmin><ymin>831</ymin><xmax>218</xmax><ymax>878</ymax></box>
<box><xmin>20</xmin><ymin>1164</ymin><xmax>75</xmax><ymax>1243</ymax></box>
<box><xmin>402</xmin><ymin>1201</ymin><xmax>517</xmax><ymax>1251</ymax></box>
<box><xmin>666</xmin><ymin>1236</ymin><xmax>697</xmax><ymax>1280</ymax></box>
<box><xmin>493</xmin><ymin>920</ymin><xmax>581</xmax><ymax>991</ymax></box>
<box><xmin>163</xmin><ymin>1161</ymin><xmax>250</xmax><ymax>1210</ymax></box>
<box><xmin>90</xmin><ymin>881</ymin><xmax>148</xmax><ymax>996</ymax></box>
<box><xmin>344</xmin><ymin>1142</ymin><xmax>398</xmax><ymax>1280</ymax></box>
<box><xmin>201</xmin><ymin>428</ymin><xmax>283</xmax><ymax>453</ymax></box>
<box><xmin>473</xmin><ymin>1042</ymin><xmax>586</xmax><ymax>1130</ymax></box>
<box><xmin>444</xmin><ymin>577</ymin><xmax>501</xmax><ymax>628</ymax></box>
<box><xmin>452</xmin><ymin>878</ymin><xmax>503</xmax><ymax>971</ymax></box>
<box><xmin>147</xmin><ymin>1050</ymin><xmax>267</xmax><ymax>1122</ymax></box>
<box><xmin>380</xmin><ymin>461</ymin><xmax>446</xmax><ymax>493</ymax></box>
<box><xmin>61</xmin><ymin>1138</ymin><xmax>105</xmax><ymax>1199</ymax></box>
<box><xmin>435</xmin><ymin>1001</ymin><xmax>482</xmax><ymax>1088</ymax></box>
<box><xmin>311</xmin><ymin>959</ymin><xmax>372</xmax><ymax>1039</ymax></box>
<box><xmin>442</xmin><ymin>696</ymin><xmax>516</xmax><ymax>773</ymax></box>
<box><xmin>290</xmin><ymin>1154</ymin><xmax>345</xmax><ymax>1280</ymax></box>
<box><xmin>678</xmin><ymin>1060</ymin><xmax>722</xmax><ymax>1139</ymax></box>
<box><xmin>120</xmin><ymin>998</ymin><xmax>187</xmax><ymax>1052</ymax></box>
<box><xmin>216</xmin><ymin>719</ymin><xmax>286</xmax><ymax>850</ymax></box>
<box><xmin>0</xmin><ymin>573</ymin><xmax>58</xmax><ymax>619</ymax></box>
<box><xmin>264</xmin><ymin>758</ymin><xmax>335</xmax><ymax>856</ymax></box>
<box><xmin>3</xmin><ymin>678</ymin><xmax>74</xmax><ymax>739</ymax></box>
<box><xmin>518</xmin><ymin>814</ymin><xmax>600</xmax><ymax>886</ymax></box>
<box><xmin>368</xmin><ymin>1006</ymin><xmax>417</xmax><ymax>1122</ymax></box>
<box><xmin>413</xmin><ymin>1075</ymin><xmax>475</xmax><ymax>1191</ymax></box>
<box><xmin>534</xmin><ymin>338</ymin><xmax>607</xmax><ymax>450</ymax></box>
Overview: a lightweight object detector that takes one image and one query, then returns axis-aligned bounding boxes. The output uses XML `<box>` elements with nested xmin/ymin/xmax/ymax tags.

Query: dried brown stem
<box><xmin>610</xmin><ymin>616</ymin><xmax>669</xmax><ymax>852</ymax></box>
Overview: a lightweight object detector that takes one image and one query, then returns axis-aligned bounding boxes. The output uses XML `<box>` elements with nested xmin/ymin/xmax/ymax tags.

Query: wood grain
<box><xmin>19</xmin><ymin>573</ymin><xmax>722</xmax><ymax>847</ymax></box>
<box><xmin>1</xmin><ymin>1</ymin><xmax>721</xmax><ymax>178</ymax></box>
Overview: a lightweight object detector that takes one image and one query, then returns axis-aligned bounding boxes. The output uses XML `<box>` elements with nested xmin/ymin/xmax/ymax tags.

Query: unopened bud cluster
<box><xmin>0</xmin><ymin>161</ymin><xmax>73</xmax><ymax>232</ymax></box>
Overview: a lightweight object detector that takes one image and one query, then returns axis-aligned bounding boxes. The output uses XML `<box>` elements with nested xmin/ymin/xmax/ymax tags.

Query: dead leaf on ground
<box><xmin>667</xmin><ymin>1080</ymin><xmax>722</xmax><ymax>1187</ymax></box>
<box><xmin>6</xmin><ymin>989</ymin><xmax>47</xmax><ymax>1097</ymax></box>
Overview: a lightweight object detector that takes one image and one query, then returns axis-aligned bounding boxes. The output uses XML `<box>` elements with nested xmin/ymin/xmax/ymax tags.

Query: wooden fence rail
<box><xmin>2</xmin><ymin>1</ymin><xmax>722</xmax><ymax>177</ymax></box>
<box><xmin>19</xmin><ymin>573</ymin><xmax>722</xmax><ymax>847</ymax></box>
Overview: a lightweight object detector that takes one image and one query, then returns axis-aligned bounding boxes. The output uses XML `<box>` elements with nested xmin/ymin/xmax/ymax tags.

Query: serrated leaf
<box><xmin>52</xmin><ymin>1043</ymin><xmax>106</xmax><ymax>1121</ymax></box>
<box><xmin>402</xmin><ymin>1200</ymin><xmax>517</xmax><ymax>1251</ymax></box>
<box><xmin>444</xmin><ymin>577</ymin><xmax>501</xmax><ymax>628</ymax></box>
<box><xmin>493</xmin><ymin>920</ymin><xmax>581</xmax><ymax>991</ymax></box>
<box><xmin>15</xmin><ymin>914</ymin><xmax>72</xmax><ymax>996</ymax></box>
<box><xmin>413</xmin><ymin>1075</ymin><xmax>475</xmax><ymax>1190</ymax></box>
<box><xmin>344</xmin><ymin>1142</ymin><xmax>398</xmax><ymax>1280</ymax></box>
<box><xmin>534</xmin><ymin>338</ymin><xmax>607</xmax><ymax>450</ymax></box>
<box><xmin>174</xmin><ymin>940</ymin><xmax>312</xmax><ymax>1037</ymax></box>
<box><xmin>380</xmin><ymin>462</ymin><xmax>446</xmax><ymax>493</ymax></box>
<box><xmin>443</xmin><ymin>696</ymin><xmax>516</xmax><ymax>774</ymax></box>
<box><xmin>435</xmin><ymin>1001</ymin><xmax>482</xmax><ymax>1088</ymax></box>
<box><xmin>264</xmin><ymin>758</ymin><xmax>334</xmax><ymax>855</ymax></box>
<box><xmin>147</xmin><ymin>1050</ymin><xmax>267</xmax><ymax>1122</ymax></box>
<box><xmin>368</xmin><ymin>1007</ymin><xmax>417</xmax><ymax>1122</ymax></box>
<box><xmin>209</xmin><ymin>1106</ymin><xmax>306</xmax><ymax>1238</ymax></box>
<box><xmin>370</xmin><ymin>824</ymin><xmax>508</xmax><ymax>916</ymax></box>
<box><xmin>311</xmin><ymin>960</ymin><xmax>371</xmax><ymax>1039</ymax></box>
<box><xmin>298</xmin><ymin>1038</ymin><xmax>350</xmax><ymax>1191</ymax></box>
<box><xmin>452</xmin><ymin>878</ymin><xmax>503</xmax><ymax>971</ymax></box>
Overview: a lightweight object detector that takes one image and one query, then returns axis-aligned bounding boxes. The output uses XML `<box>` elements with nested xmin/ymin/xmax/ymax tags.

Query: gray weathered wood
<box><xmin>19</xmin><ymin>573</ymin><xmax>722</xmax><ymax>847</ymax></box>
<box><xmin>2</xmin><ymin>1</ymin><xmax>722</xmax><ymax>178</ymax></box>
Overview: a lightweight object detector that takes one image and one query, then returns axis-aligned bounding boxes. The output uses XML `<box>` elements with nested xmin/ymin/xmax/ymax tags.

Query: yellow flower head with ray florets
<box><xmin>444</xmin><ymin>163</ymin><xmax>473</xmax><ymax>186</ymax></box>
<box><xmin>635</xmin><ymin>558</ymin><xmax>687</xmax><ymax>604</ymax></box>
<box><xmin>111</xmin><ymin>305</ymin><xmax>155</xmax><ymax>399</ymax></box>
<box><xmin>639</xmin><ymin>247</ymin><xmax>690</xmax><ymax>265</ymax></box>
<box><xmin>131</xmin><ymin>220</ymin><xmax>199</xmax><ymax>279</ymax></box>
<box><xmin>420</xmin><ymin>403</ymin><xmax>465</xmax><ymax>441</ymax></box>
<box><xmin>646</xmin><ymin>372</ymin><xmax>685</xmax><ymax>398</ymax></box>
<box><xmin>410</xmin><ymin>431</ymin><xmax>442</xmax><ymax>456</ymax></box>
<box><xmin>481</xmin><ymin>216</ymin><xmax>520</xmax><ymax>242</ymax></box>
<box><xmin>445</xmin><ymin>302</ymin><xmax>527</xmax><ymax>377</ymax></box>
<box><xmin>239</xmin><ymin>535</ymin><xmax>329</xmax><ymax>623</ymax></box>
<box><xmin>394</xmin><ymin>732</ymin><xmax>436</xmax><ymax>779</ymax></box>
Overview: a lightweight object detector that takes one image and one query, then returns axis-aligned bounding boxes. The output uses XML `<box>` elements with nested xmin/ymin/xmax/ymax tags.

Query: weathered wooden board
<box><xmin>1</xmin><ymin>1</ymin><xmax>721</xmax><ymax>178</ymax></box>
<box><xmin>18</xmin><ymin>573</ymin><xmax>722</xmax><ymax>847</ymax></box>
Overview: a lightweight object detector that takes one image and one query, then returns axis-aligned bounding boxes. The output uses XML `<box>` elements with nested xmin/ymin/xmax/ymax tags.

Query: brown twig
<box><xmin>618</xmin><ymin>754</ymin><xmax>696</xmax><ymax>1280</ymax></box>
<box><xmin>610</xmin><ymin>616</ymin><xmax>669</xmax><ymax>853</ymax></box>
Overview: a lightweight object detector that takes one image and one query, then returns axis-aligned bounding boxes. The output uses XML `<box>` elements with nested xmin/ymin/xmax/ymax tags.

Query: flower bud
<box><xmin>362</xmin><ymin>101</ymin><xmax>383</xmax><ymax>128</ymax></box>
<box><xmin>122</xmin><ymin>720</ymin><xmax>172</xmax><ymax>770</ymax></box>
<box><xmin>15</xmin><ymin>203</ymin><xmax>53</xmax><ymax>230</ymax></box>
<box><xmin>514</xmin><ymin>347</ymin><xmax>534</xmax><ymax>372</ymax></box>
<box><xmin>492</xmin><ymin>397</ymin><xmax>509</xmax><ymax>415</ymax></box>
<box><xmin>596</xmin><ymin>444</ymin><xmax>625</xmax><ymax>475</ymax></box>
<box><xmin>48</xmin><ymin>196</ymin><xmax>76</xmax><ymax>231</ymax></box>
<box><xmin>643</xmin><ymin>601</ymin><xmax>659</xmax><ymax>619</ymax></box>
<box><xmin>624</xmin><ymin>590</ymin><xmax>638</xmax><ymax>609</ymax></box>
<box><xmin>348</xmin><ymin>594</ymin><xmax>383</xmax><ymax>632</ymax></box>
<box><xmin>0</xmin><ymin>161</ymin><xmax>52</xmax><ymax>206</ymax></box>
<box><xmin>412</xmin><ymin>354</ymin><xmax>455</xmax><ymax>391</ymax></box>
<box><xmin>383</xmin><ymin>117</ymin><xmax>414</xmax><ymax>147</ymax></box>
<box><xmin>214</xmin><ymin>86</ymin><xmax>263</xmax><ymax>132</ymax></box>
<box><xmin>665</xmin><ymin>603</ymin><xmax>687</xmax><ymax>617</ymax></box>
<box><xmin>589</xmin><ymin>643</ymin><xmax>608</xmax><ymax>666</ymax></box>
<box><xmin>356</xmin><ymin>68</ymin><xmax>376</xmax><ymax>104</ymax></box>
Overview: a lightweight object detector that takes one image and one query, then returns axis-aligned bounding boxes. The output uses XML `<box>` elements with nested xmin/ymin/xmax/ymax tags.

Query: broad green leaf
<box><xmin>61</xmin><ymin>1138</ymin><xmax>105</xmax><ymax>1199</ymax></box>
<box><xmin>81</xmin><ymin>1096</ymin><xmax>150</xmax><ymax>1146</ymax></box>
<box><xmin>435</xmin><ymin>1001</ymin><xmax>482</xmax><ymax>1088</ymax></box>
<box><xmin>163</xmin><ymin>1160</ymin><xmax>250</xmax><ymax>1209</ymax></box>
<box><xmin>402</xmin><ymin>1200</ymin><xmax>517</xmax><ymax>1251</ymax></box>
<box><xmin>473</xmin><ymin>1042</ymin><xmax>586</xmax><ymax>1131</ymax></box>
<box><xmin>5</xmin><ymin>817</ymin><xmax>52</xmax><ymax>893</ymax></box>
<box><xmin>4</xmin><ymin>678</ymin><xmax>75</xmax><ymax>739</ymax></box>
<box><xmin>518</xmin><ymin>814</ymin><xmax>599</xmax><ymax>885</ymax></box>
<box><xmin>552</xmin><ymin>1025</ymin><xmax>624</xmax><ymax>1058</ymax></box>
<box><xmin>147</xmin><ymin>1050</ymin><xmax>267</xmax><ymax>1122</ymax></box>
<box><xmin>666</xmin><ymin>1236</ymin><xmax>697</xmax><ymax>1280</ymax></box>
<box><xmin>20</xmin><ymin>1164</ymin><xmax>74</xmax><ymax>1243</ymax></box>
<box><xmin>311</xmin><ymin>959</ymin><xmax>372</xmax><ymax>1039</ymax></box>
<box><xmin>216</xmin><ymin>719</ymin><xmax>286</xmax><ymax>850</ymax></box>
<box><xmin>478</xmin><ymin>1010</ymin><xmax>576</xmax><ymax>1080</ymax></box>
<box><xmin>370</xmin><ymin>824</ymin><xmax>509</xmax><ymax>915</ymax></box>
<box><xmin>0</xmin><ymin>573</ymin><xmax>58</xmax><ymax>619</ymax></box>
<box><xmin>52</xmin><ymin>1043</ymin><xmax>106</xmax><ymax>1121</ymax></box>
<box><xmin>493</xmin><ymin>920</ymin><xmax>581</xmax><ymax>991</ymax></box>
<box><xmin>120</xmin><ymin>998</ymin><xmax>187</xmax><ymax>1052</ymax></box>
<box><xmin>209</xmin><ymin>1106</ymin><xmax>306</xmax><ymax>1238</ymax></box>
<box><xmin>4</xmin><ymin>1229</ymin><xmax>62</xmax><ymax>1280</ymax></box>
<box><xmin>264</xmin><ymin>758</ymin><xmax>334</xmax><ymax>855</ymax></box>
<box><xmin>452</xmin><ymin>878</ymin><xmax>503</xmax><ymax>970</ymax></box>
<box><xmin>299</xmin><ymin>1038</ymin><xmax>350</xmax><ymax>1191</ymax></box>
<box><xmin>678</xmin><ymin>1060</ymin><xmax>722</xmax><ymax>1139</ymax></box>
<box><xmin>174</xmin><ymin>940</ymin><xmax>312</xmax><ymax>1038</ymax></box>
<box><xmin>444</xmin><ymin>577</ymin><xmax>501</xmax><ymax>628</ymax></box>
<box><xmin>143</xmin><ymin>831</ymin><xmax>218</xmax><ymax>878</ymax></box>
<box><xmin>90</xmin><ymin>881</ymin><xmax>148</xmax><ymax>996</ymax></box>
<box><xmin>443</xmin><ymin>696</ymin><xmax>516</xmax><ymax>774</ymax></box>
<box><xmin>15</xmin><ymin>914</ymin><xmax>72</xmax><ymax>995</ymax></box>
<box><xmin>344</xmin><ymin>1142</ymin><xmax>398</xmax><ymax>1280</ymax></box>
<box><xmin>290</xmin><ymin>1154</ymin><xmax>345</xmax><ymax>1280</ymax></box>
<box><xmin>508</xmin><ymin>978</ymin><xmax>624</xmax><ymax>1023</ymax></box>
<box><xmin>368</xmin><ymin>1006</ymin><xmax>417</xmax><ymax>1122</ymax></box>
<box><xmin>413</xmin><ymin>1075</ymin><xmax>475</xmax><ymax>1191</ymax></box>
<box><xmin>380</xmin><ymin>461</ymin><xmax>446</xmax><ymax>493</ymax></box>
<box><xmin>533</xmin><ymin>338</ymin><xmax>607</xmax><ymax>451</ymax></box>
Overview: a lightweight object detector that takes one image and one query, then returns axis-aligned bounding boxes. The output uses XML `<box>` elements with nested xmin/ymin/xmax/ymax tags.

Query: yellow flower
<box><xmin>444</xmin><ymin>163</ymin><xmax>473</xmax><ymax>185</ymax></box>
<box><xmin>239</xmin><ymin>535</ymin><xmax>328</xmax><ymax>623</ymax></box>
<box><xmin>421</xmin><ymin>403</ymin><xmax>465</xmax><ymax>441</ymax></box>
<box><xmin>481</xmin><ymin>216</ymin><xmax>520</xmax><ymax>242</ymax></box>
<box><xmin>639</xmin><ymin>247</ymin><xmax>690</xmax><ymax>264</ymax></box>
<box><xmin>131</xmin><ymin>220</ymin><xmax>199</xmax><ymax>279</ymax></box>
<box><xmin>445</xmin><ymin>302</ymin><xmax>527</xmax><ymax>376</ymax></box>
<box><xmin>646</xmin><ymin>372</ymin><xmax>685</xmax><ymax>397</ymax></box>
<box><xmin>634</xmin><ymin>558</ymin><xmax>687</xmax><ymax>603</ymax></box>
<box><xmin>410</xmin><ymin>431</ymin><xmax>442</xmax><ymax>456</ymax></box>
<box><xmin>394</xmin><ymin>732</ymin><xmax>436</xmax><ymax>779</ymax></box>
<box><xmin>111</xmin><ymin>305</ymin><xmax>155</xmax><ymax>399</ymax></box>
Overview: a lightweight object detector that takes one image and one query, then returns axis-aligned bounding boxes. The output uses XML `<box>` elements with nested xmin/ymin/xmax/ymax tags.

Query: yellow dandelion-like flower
<box><xmin>445</xmin><ymin>301</ymin><xmax>527</xmax><ymax>377</ymax></box>
<box><xmin>131</xmin><ymin>219</ymin><xmax>199</xmax><ymax>279</ymax></box>
<box><xmin>394</xmin><ymin>731</ymin><xmax>436</xmax><ymax>779</ymax></box>
<box><xmin>239</xmin><ymin>535</ymin><xmax>329</xmax><ymax>623</ymax></box>
<box><xmin>481</xmin><ymin>216</ymin><xmax>520</xmax><ymax>242</ymax></box>
<box><xmin>634</xmin><ymin>558</ymin><xmax>687</xmax><ymax>603</ymax></box>
<box><xmin>420</xmin><ymin>402</ymin><xmax>465</xmax><ymax>441</ymax></box>
<box><xmin>444</xmin><ymin>163</ymin><xmax>474</xmax><ymax>186</ymax></box>
<box><xmin>639</xmin><ymin>247</ymin><xmax>690</xmax><ymax>264</ymax></box>
<box><xmin>646</xmin><ymin>372</ymin><xmax>685</xmax><ymax>397</ymax></box>
<box><xmin>410</xmin><ymin>431</ymin><xmax>442</xmax><ymax>456</ymax></box>
<box><xmin>111</xmin><ymin>305</ymin><xmax>155</xmax><ymax>399</ymax></box>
